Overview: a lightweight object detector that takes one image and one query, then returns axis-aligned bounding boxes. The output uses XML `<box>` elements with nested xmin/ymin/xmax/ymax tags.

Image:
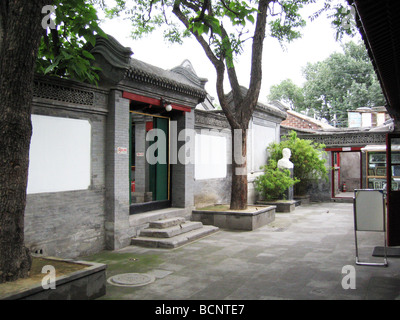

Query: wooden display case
<box><xmin>365</xmin><ymin>149</ymin><xmax>400</xmax><ymax>190</ymax></box>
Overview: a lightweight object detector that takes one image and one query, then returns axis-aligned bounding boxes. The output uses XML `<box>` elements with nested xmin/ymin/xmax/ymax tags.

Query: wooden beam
<box><xmin>122</xmin><ymin>91</ymin><xmax>192</xmax><ymax>112</ymax></box>
<box><xmin>122</xmin><ymin>92</ymin><xmax>161</xmax><ymax>106</ymax></box>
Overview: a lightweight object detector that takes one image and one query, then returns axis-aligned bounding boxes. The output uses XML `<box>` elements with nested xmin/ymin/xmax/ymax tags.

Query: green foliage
<box><xmin>267</xmin><ymin>131</ymin><xmax>328</xmax><ymax>194</ymax></box>
<box><xmin>36</xmin><ymin>0</ymin><xmax>107</xmax><ymax>84</ymax></box>
<box><xmin>328</xmin><ymin>2</ymin><xmax>358</xmax><ymax>40</ymax></box>
<box><xmin>268</xmin><ymin>41</ymin><xmax>386</xmax><ymax>126</ymax></box>
<box><xmin>268</xmin><ymin>79</ymin><xmax>306</xmax><ymax>111</ymax></box>
<box><xmin>268</xmin><ymin>0</ymin><xmax>308</xmax><ymax>43</ymax></box>
<box><xmin>105</xmin><ymin>0</ymin><xmax>313</xmax><ymax>70</ymax></box>
<box><xmin>254</xmin><ymin>159</ymin><xmax>299</xmax><ymax>201</ymax></box>
<box><xmin>302</xmin><ymin>41</ymin><xmax>385</xmax><ymax>126</ymax></box>
<box><xmin>307</xmin><ymin>0</ymin><xmax>359</xmax><ymax>40</ymax></box>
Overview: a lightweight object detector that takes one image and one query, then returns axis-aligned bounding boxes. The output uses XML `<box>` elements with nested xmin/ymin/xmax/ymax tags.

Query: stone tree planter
<box><xmin>0</xmin><ymin>256</ymin><xmax>106</xmax><ymax>300</ymax></box>
<box><xmin>192</xmin><ymin>204</ymin><xmax>275</xmax><ymax>231</ymax></box>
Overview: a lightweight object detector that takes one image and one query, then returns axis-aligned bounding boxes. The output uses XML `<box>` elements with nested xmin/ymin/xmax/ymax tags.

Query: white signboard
<box><xmin>354</xmin><ymin>190</ymin><xmax>385</xmax><ymax>232</ymax></box>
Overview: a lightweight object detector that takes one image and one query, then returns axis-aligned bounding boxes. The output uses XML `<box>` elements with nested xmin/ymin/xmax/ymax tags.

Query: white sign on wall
<box><xmin>27</xmin><ymin>115</ymin><xmax>91</xmax><ymax>194</ymax></box>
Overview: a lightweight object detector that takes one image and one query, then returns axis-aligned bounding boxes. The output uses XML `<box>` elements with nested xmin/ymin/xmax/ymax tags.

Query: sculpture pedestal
<box><xmin>283</xmin><ymin>168</ymin><xmax>294</xmax><ymax>201</ymax></box>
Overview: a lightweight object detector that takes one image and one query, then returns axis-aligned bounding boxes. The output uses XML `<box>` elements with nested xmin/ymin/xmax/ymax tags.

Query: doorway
<box><xmin>129</xmin><ymin>109</ymin><xmax>170</xmax><ymax>213</ymax></box>
<box><xmin>330</xmin><ymin>149</ymin><xmax>362</xmax><ymax>199</ymax></box>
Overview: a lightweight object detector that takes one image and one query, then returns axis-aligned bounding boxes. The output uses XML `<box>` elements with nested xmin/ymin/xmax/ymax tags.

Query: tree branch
<box><xmin>220</xmin><ymin>0</ymin><xmax>240</xmax><ymax>17</ymax></box>
<box><xmin>172</xmin><ymin>0</ymin><xmax>239</xmax><ymax>128</ymax></box>
<box><xmin>192</xmin><ymin>0</ymin><xmax>209</xmax><ymax>22</ymax></box>
<box><xmin>242</xmin><ymin>0</ymin><xmax>271</xmax><ymax>124</ymax></box>
<box><xmin>180</xmin><ymin>0</ymin><xmax>200</xmax><ymax>13</ymax></box>
<box><xmin>172</xmin><ymin>1</ymin><xmax>218</xmax><ymax>66</ymax></box>
<box><xmin>220</xmin><ymin>25</ymin><xmax>242</xmax><ymax>107</ymax></box>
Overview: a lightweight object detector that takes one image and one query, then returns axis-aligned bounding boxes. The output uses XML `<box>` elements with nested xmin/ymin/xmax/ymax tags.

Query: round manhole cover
<box><xmin>107</xmin><ymin>273</ymin><xmax>155</xmax><ymax>287</ymax></box>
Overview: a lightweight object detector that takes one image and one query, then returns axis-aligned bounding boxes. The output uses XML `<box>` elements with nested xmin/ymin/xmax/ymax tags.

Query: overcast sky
<box><xmin>99</xmin><ymin>1</ymin><xmax>360</xmax><ymax>103</ymax></box>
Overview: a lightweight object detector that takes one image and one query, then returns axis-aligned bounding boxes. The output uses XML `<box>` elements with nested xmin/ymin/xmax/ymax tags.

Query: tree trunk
<box><xmin>230</xmin><ymin>127</ymin><xmax>248</xmax><ymax>210</ymax></box>
<box><xmin>0</xmin><ymin>0</ymin><xmax>48</xmax><ymax>283</ymax></box>
<box><xmin>173</xmin><ymin>0</ymin><xmax>269</xmax><ymax>211</ymax></box>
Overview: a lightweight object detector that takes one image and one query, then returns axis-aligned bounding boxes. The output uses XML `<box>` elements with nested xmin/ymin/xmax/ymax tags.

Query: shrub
<box><xmin>267</xmin><ymin>131</ymin><xmax>329</xmax><ymax>195</ymax></box>
<box><xmin>254</xmin><ymin>159</ymin><xmax>300</xmax><ymax>200</ymax></box>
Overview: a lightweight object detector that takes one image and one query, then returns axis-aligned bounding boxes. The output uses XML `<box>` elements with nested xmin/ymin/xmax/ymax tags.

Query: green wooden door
<box><xmin>149</xmin><ymin>117</ymin><xmax>169</xmax><ymax>201</ymax></box>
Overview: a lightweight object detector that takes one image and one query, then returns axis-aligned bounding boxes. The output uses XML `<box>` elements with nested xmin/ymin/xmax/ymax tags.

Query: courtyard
<box><xmin>83</xmin><ymin>202</ymin><xmax>400</xmax><ymax>301</ymax></box>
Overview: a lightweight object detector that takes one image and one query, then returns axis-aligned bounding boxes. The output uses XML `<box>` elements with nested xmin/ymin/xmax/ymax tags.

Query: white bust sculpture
<box><xmin>277</xmin><ymin>148</ymin><xmax>294</xmax><ymax>169</ymax></box>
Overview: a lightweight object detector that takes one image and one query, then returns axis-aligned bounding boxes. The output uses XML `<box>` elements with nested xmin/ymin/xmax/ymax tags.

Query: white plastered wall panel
<box><xmin>27</xmin><ymin>114</ymin><xmax>91</xmax><ymax>194</ymax></box>
<box><xmin>250</xmin><ymin>121</ymin><xmax>277</xmax><ymax>173</ymax></box>
<box><xmin>194</xmin><ymin>131</ymin><xmax>227</xmax><ymax>180</ymax></box>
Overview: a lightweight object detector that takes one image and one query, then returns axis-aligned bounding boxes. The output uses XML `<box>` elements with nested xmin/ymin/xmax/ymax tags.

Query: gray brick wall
<box><xmin>24</xmin><ymin>77</ymin><xmax>108</xmax><ymax>259</ymax></box>
<box><xmin>171</xmin><ymin>110</ymin><xmax>195</xmax><ymax>209</ymax></box>
<box><xmin>193</xmin><ymin>109</ymin><xmax>284</xmax><ymax>207</ymax></box>
<box><xmin>104</xmin><ymin>89</ymin><xmax>132</xmax><ymax>250</ymax></box>
<box><xmin>25</xmin><ymin>190</ymin><xmax>105</xmax><ymax>258</ymax></box>
<box><xmin>24</xmin><ymin>55</ymin><xmax>213</xmax><ymax>258</ymax></box>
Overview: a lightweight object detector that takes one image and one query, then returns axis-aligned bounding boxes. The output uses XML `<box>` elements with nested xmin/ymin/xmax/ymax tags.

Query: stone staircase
<box><xmin>131</xmin><ymin>217</ymin><xmax>219</xmax><ymax>249</ymax></box>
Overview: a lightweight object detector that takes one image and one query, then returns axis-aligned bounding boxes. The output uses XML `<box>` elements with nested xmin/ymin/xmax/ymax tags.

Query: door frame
<box><xmin>326</xmin><ymin>147</ymin><xmax>363</xmax><ymax>199</ymax></box>
<box><xmin>129</xmin><ymin>110</ymin><xmax>171</xmax><ymax>213</ymax></box>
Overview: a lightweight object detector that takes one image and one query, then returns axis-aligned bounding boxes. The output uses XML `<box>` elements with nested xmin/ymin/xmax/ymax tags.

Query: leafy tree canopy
<box><xmin>36</xmin><ymin>0</ymin><xmax>107</xmax><ymax>84</ymax></box>
<box><xmin>303</xmin><ymin>41</ymin><xmax>385</xmax><ymax>126</ymax></box>
<box><xmin>32</xmin><ymin>0</ymin><xmax>356</xmax><ymax>88</ymax></box>
<box><xmin>268</xmin><ymin>41</ymin><xmax>386</xmax><ymax>127</ymax></box>
<box><xmin>269</xmin><ymin>78</ymin><xmax>306</xmax><ymax>110</ymax></box>
<box><xmin>105</xmin><ymin>0</ymin><xmax>310</xmax><ymax>69</ymax></box>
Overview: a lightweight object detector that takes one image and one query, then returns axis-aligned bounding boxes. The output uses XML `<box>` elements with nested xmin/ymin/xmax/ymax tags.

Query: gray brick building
<box><xmin>25</xmin><ymin>35</ymin><xmax>285</xmax><ymax>258</ymax></box>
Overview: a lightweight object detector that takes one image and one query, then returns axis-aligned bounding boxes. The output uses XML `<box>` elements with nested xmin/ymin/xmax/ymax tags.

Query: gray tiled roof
<box><xmin>126</xmin><ymin>58</ymin><xmax>207</xmax><ymax>99</ymax></box>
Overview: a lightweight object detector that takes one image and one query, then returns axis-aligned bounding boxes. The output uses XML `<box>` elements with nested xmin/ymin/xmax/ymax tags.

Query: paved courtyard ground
<box><xmin>83</xmin><ymin>202</ymin><xmax>400</xmax><ymax>301</ymax></box>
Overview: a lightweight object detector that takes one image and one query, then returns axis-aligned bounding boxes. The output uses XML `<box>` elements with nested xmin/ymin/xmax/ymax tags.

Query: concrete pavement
<box><xmin>83</xmin><ymin>202</ymin><xmax>400</xmax><ymax>300</ymax></box>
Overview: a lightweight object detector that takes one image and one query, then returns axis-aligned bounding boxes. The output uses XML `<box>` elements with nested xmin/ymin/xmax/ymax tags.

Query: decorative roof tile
<box><xmin>125</xmin><ymin>58</ymin><xmax>207</xmax><ymax>99</ymax></box>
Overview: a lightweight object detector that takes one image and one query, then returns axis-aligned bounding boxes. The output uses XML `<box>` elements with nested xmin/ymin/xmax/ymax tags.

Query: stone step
<box><xmin>140</xmin><ymin>221</ymin><xmax>203</xmax><ymax>238</ymax></box>
<box><xmin>149</xmin><ymin>217</ymin><xmax>186</xmax><ymax>229</ymax></box>
<box><xmin>131</xmin><ymin>225</ymin><xmax>219</xmax><ymax>249</ymax></box>
<box><xmin>129</xmin><ymin>208</ymin><xmax>190</xmax><ymax>230</ymax></box>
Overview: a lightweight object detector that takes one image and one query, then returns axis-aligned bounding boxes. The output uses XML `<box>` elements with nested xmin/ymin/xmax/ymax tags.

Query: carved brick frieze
<box><xmin>195</xmin><ymin>109</ymin><xmax>230</xmax><ymax>129</ymax></box>
<box><xmin>33</xmin><ymin>80</ymin><xmax>95</xmax><ymax>106</ymax></box>
<box><xmin>298</xmin><ymin>132</ymin><xmax>387</xmax><ymax>147</ymax></box>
